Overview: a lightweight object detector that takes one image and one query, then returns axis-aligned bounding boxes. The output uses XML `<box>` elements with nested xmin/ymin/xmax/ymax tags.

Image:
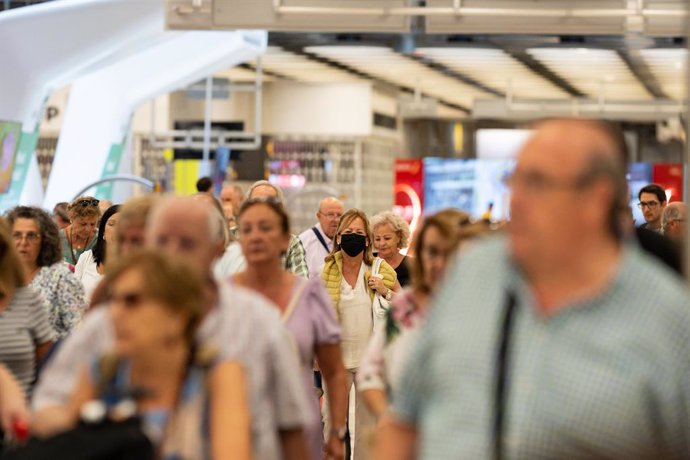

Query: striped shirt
<box><xmin>393</xmin><ymin>236</ymin><xmax>690</xmax><ymax>460</ymax></box>
<box><xmin>0</xmin><ymin>287</ymin><xmax>54</xmax><ymax>394</ymax></box>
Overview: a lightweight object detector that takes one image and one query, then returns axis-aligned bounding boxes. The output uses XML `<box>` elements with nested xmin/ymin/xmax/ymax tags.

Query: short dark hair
<box><xmin>6</xmin><ymin>206</ymin><xmax>62</xmax><ymax>267</ymax></box>
<box><xmin>196</xmin><ymin>176</ymin><xmax>213</xmax><ymax>193</ymax></box>
<box><xmin>93</xmin><ymin>204</ymin><xmax>121</xmax><ymax>266</ymax></box>
<box><xmin>638</xmin><ymin>184</ymin><xmax>667</xmax><ymax>203</ymax></box>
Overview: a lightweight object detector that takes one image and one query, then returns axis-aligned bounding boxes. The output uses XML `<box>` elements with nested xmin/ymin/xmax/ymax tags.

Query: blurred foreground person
<box><xmin>65</xmin><ymin>251</ymin><xmax>249</xmax><ymax>459</ymax></box>
<box><xmin>7</xmin><ymin>207</ymin><xmax>86</xmax><ymax>338</ymax></box>
<box><xmin>358</xmin><ymin>210</ymin><xmax>482</xmax><ymax>417</ymax></box>
<box><xmin>59</xmin><ymin>196</ymin><xmax>101</xmax><ymax>265</ymax></box>
<box><xmin>33</xmin><ymin>197</ymin><xmax>308</xmax><ymax>459</ymax></box>
<box><xmin>235</xmin><ymin>198</ymin><xmax>348</xmax><ymax>460</ymax></box>
<box><xmin>0</xmin><ymin>221</ymin><xmax>53</xmax><ymax>395</ymax></box>
<box><xmin>321</xmin><ymin>209</ymin><xmax>397</xmax><ymax>460</ymax></box>
<box><xmin>375</xmin><ymin>119</ymin><xmax>690</xmax><ymax>460</ymax></box>
<box><xmin>0</xmin><ymin>364</ymin><xmax>28</xmax><ymax>435</ymax></box>
<box><xmin>248</xmin><ymin>180</ymin><xmax>309</xmax><ymax>278</ymax></box>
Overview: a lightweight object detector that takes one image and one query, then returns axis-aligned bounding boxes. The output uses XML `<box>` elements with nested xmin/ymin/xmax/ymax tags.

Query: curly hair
<box><xmin>371</xmin><ymin>211</ymin><xmax>411</xmax><ymax>249</ymax></box>
<box><xmin>68</xmin><ymin>195</ymin><xmax>101</xmax><ymax>222</ymax></box>
<box><xmin>6</xmin><ymin>206</ymin><xmax>63</xmax><ymax>267</ymax></box>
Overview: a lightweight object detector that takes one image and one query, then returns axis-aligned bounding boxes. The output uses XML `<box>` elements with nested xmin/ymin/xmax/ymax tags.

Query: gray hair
<box><xmin>147</xmin><ymin>196</ymin><xmax>223</xmax><ymax>245</ymax></box>
<box><xmin>371</xmin><ymin>211</ymin><xmax>411</xmax><ymax>249</ymax></box>
<box><xmin>247</xmin><ymin>180</ymin><xmax>285</xmax><ymax>203</ymax></box>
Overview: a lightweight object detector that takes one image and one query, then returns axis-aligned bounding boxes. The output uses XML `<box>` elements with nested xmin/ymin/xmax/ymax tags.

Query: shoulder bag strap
<box><xmin>283</xmin><ymin>277</ymin><xmax>310</xmax><ymax>324</ymax></box>
<box><xmin>493</xmin><ymin>291</ymin><xmax>518</xmax><ymax>460</ymax></box>
<box><xmin>311</xmin><ymin>226</ymin><xmax>330</xmax><ymax>253</ymax></box>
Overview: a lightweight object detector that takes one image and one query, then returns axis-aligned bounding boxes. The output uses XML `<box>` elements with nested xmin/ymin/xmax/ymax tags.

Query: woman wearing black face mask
<box><xmin>321</xmin><ymin>208</ymin><xmax>398</xmax><ymax>460</ymax></box>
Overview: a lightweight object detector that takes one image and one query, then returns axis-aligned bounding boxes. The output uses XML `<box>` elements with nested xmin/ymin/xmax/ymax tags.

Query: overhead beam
<box><xmin>403</xmin><ymin>53</ymin><xmax>506</xmax><ymax>98</ymax></box>
<box><xmin>617</xmin><ymin>50</ymin><xmax>669</xmax><ymax>99</ymax></box>
<box><xmin>275</xmin><ymin>42</ymin><xmax>470</xmax><ymax>114</ymax></box>
<box><xmin>499</xmin><ymin>48</ymin><xmax>586</xmax><ymax>98</ymax></box>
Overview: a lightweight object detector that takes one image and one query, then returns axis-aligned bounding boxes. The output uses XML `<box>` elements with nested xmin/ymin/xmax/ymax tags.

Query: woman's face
<box><xmin>72</xmin><ymin>216</ymin><xmax>98</xmax><ymax>240</ymax></box>
<box><xmin>12</xmin><ymin>218</ymin><xmax>42</xmax><ymax>267</ymax></box>
<box><xmin>103</xmin><ymin>212</ymin><xmax>120</xmax><ymax>244</ymax></box>
<box><xmin>373</xmin><ymin>223</ymin><xmax>400</xmax><ymax>259</ymax></box>
<box><xmin>238</xmin><ymin>204</ymin><xmax>290</xmax><ymax>265</ymax></box>
<box><xmin>337</xmin><ymin>217</ymin><xmax>369</xmax><ymax>246</ymax></box>
<box><xmin>420</xmin><ymin>225</ymin><xmax>453</xmax><ymax>291</ymax></box>
<box><xmin>109</xmin><ymin>268</ymin><xmax>187</xmax><ymax>356</ymax></box>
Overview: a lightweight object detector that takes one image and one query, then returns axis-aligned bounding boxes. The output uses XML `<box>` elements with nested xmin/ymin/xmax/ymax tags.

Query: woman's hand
<box><xmin>0</xmin><ymin>366</ymin><xmax>29</xmax><ymax>435</ymax></box>
<box><xmin>325</xmin><ymin>434</ymin><xmax>344</xmax><ymax>460</ymax></box>
<box><xmin>367</xmin><ymin>275</ymin><xmax>388</xmax><ymax>296</ymax></box>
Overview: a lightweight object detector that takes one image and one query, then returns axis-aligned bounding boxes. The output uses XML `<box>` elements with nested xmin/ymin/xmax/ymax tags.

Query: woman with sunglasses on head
<box><xmin>60</xmin><ymin>250</ymin><xmax>251</xmax><ymax>459</ymax></box>
<box><xmin>232</xmin><ymin>197</ymin><xmax>347</xmax><ymax>460</ymax></box>
<box><xmin>321</xmin><ymin>209</ymin><xmax>398</xmax><ymax>460</ymax></box>
<box><xmin>74</xmin><ymin>204</ymin><xmax>120</xmax><ymax>302</ymax></box>
<box><xmin>6</xmin><ymin>206</ymin><xmax>87</xmax><ymax>339</ymax></box>
<box><xmin>59</xmin><ymin>196</ymin><xmax>101</xmax><ymax>266</ymax></box>
<box><xmin>0</xmin><ymin>218</ymin><xmax>54</xmax><ymax>396</ymax></box>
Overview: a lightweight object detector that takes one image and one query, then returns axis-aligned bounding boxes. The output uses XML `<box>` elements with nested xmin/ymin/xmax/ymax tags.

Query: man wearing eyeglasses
<box><xmin>637</xmin><ymin>183</ymin><xmax>667</xmax><ymax>233</ymax></box>
<box><xmin>375</xmin><ymin>119</ymin><xmax>690</xmax><ymax>460</ymax></box>
<box><xmin>662</xmin><ymin>202</ymin><xmax>687</xmax><ymax>243</ymax></box>
<box><xmin>299</xmin><ymin>197</ymin><xmax>344</xmax><ymax>279</ymax></box>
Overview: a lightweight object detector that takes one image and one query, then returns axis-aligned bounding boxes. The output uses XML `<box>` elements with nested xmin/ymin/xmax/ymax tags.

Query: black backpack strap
<box><xmin>493</xmin><ymin>291</ymin><xmax>517</xmax><ymax>460</ymax></box>
<box><xmin>311</xmin><ymin>227</ymin><xmax>330</xmax><ymax>253</ymax></box>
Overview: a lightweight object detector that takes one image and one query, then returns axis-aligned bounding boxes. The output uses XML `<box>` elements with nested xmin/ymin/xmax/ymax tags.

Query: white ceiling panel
<box><xmin>305</xmin><ymin>45</ymin><xmax>493</xmax><ymax>108</ymax></box>
<box><xmin>415</xmin><ymin>47</ymin><xmax>568</xmax><ymax>99</ymax></box>
<box><xmin>253</xmin><ymin>46</ymin><xmax>363</xmax><ymax>83</ymax></box>
<box><xmin>639</xmin><ymin>48</ymin><xmax>687</xmax><ymax>101</ymax></box>
<box><xmin>527</xmin><ymin>48</ymin><xmax>653</xmax><ymax>100</ymax></box>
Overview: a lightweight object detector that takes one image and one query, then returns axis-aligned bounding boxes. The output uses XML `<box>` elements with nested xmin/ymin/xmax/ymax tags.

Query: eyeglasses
<box><xmin>503</xmin><ymin>171</ymin><xmax>593</xmax><ymax>193</ymax></box>
<box><xmin>12</xmin><ymin>232</ymin><xmax>40</xmax><ymax>243</ymax></box>
<box><xmin>75</xmin><ymin>199</ymin><xmax>100</xmax><ymax>207</ymax></box>
<box><xmin>318</xmin><ymin>211</ymin><xmax>343</xmax><ymax>220</ymax></box>
<box><xmin>637</xmin><ymin>201</ymin><xmax>660</xmax><ymax>209</ymax></box>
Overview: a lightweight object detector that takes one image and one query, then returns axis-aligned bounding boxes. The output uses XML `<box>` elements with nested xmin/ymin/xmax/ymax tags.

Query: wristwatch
<box><xmin>331</xmin><ymin>426</ymin><xmax>347</xmax><ymax>442</ymax></box>
<box><xmin>384</xmin><ymin>289</ymin><xmax>393</xmax><ymax>301</ymax></box>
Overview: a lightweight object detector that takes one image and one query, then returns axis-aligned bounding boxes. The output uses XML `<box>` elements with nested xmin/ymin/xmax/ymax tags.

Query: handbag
<box><xmin>1</xmin><ymin>417</ymin><xmax>154</xmax><ymax>460</ymax></box>
<box><xmin>371</xmin><ymin>257</ymin><xmax>391</xmax><ymax>331</ymax></box>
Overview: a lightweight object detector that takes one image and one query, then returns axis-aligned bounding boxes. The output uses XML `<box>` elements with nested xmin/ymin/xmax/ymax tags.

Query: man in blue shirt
<box><xmin>375</xmin><ymin>118</ymin><xmax>690</xmax><ymax>459</ymax></box>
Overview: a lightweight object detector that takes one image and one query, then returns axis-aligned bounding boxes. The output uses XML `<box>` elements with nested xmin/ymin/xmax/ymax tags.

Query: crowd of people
<box><xmin>0</xmin><ymin>117</ymin><xmax>687</xmax><ymax>459</ymax></box>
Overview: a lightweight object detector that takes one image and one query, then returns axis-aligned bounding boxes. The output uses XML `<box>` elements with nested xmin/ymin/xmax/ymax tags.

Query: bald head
<box><xmin>147</xmin><ymin>197</ymin><xmax>224</xmax><ymax>273</ymax></box>
<box><xmin>509</xmin><ymin>118</ymin><xmax>627</xmax><ymax>270</ymax></box>
<box><xmin>317</xmin><ymin>196</ymin><xmax>345</xmax><ymax>239</ymax></box>
<box><xmin>662</xmin><ymin>202</ymin><xmax>687</xmax><ymax>241</ymax></box>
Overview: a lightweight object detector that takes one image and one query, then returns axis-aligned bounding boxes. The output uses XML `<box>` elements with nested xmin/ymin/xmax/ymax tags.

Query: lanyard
<box><xmin>493</xmin><ymin>291</ymin><xmax>518</xmax><ymax>460</ymax></box>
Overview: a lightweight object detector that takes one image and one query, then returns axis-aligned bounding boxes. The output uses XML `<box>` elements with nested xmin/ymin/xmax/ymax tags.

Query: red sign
<box><xmin>394</xmin><ymin>159</ymin><xmax>424</xmax><ymax>240</ymax></box>
<box><xmin>652</xmin><ymin>164</ymin><xmax>683</xmax><ymax>203</ymax></box>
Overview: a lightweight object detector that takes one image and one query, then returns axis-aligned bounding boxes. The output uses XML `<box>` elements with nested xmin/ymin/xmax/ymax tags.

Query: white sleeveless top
<box><xmin>338</xmin><ymin>262</ymin><xmax>373</xmax><ymax>369</ymax></box>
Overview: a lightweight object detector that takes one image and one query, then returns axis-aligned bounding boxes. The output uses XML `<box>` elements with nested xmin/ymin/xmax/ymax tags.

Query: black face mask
<box><xmin>340</xmin><ymin>233</ymin><xmax>367</xmax><ymax>257</ymax></box>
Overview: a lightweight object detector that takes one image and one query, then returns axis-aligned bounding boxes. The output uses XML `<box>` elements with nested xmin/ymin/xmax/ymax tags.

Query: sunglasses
<box><xmin>76</xmin><ymin>199</ymin><xmax>100</xmax><ymax>207</ymax></box>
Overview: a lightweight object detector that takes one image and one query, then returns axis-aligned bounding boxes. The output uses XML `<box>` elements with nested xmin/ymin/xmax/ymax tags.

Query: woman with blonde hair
<box><xmin>358</xmin><ymin>209</ymin><xmax>491</xmax><ymax>419</ymax></box>
<box><xmin>59</xmin><ymin>196</ymin><xmax>101</xmax><ymax>265</ymax></box>
<box><xmin>321</xmin><ymin>208</ymin><xmax>398</xmax><ymax>460</ymax></box>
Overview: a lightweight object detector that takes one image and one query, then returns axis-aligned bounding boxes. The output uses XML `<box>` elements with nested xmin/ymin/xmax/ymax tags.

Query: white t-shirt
<box><xmin>74</xmin><ymin>250</ymin><xmax>102</xmax><ymax>301</ymax></box>
<box><xmin>338</xmin><ymin>262</ymin><xmax>373</xmax><ymax>370</ymax></box>
<box><xmin>213</xmin><ymin>242</ymin><xmax>246</xmax><ymax>279</ymax></box>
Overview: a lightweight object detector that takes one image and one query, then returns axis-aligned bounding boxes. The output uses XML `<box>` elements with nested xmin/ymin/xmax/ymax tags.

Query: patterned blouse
<box><xmin>30</xmin><ymin>263</ymin><xmax>87</xmax><ymax>339</ymax></box>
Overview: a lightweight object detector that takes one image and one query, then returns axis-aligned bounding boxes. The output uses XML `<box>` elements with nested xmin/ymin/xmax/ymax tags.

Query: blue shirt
<box><xmin>393</xmin><ymin>236</ymin><xmax>690</xmax><ymax>459</ymax></box>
